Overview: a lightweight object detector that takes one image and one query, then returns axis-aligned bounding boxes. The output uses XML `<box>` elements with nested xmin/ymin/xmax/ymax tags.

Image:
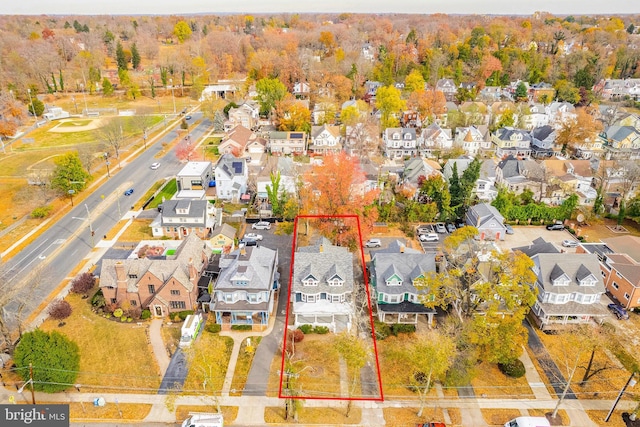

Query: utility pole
<box><xmin>85</xmin><ymin>203</ymin><xmax>95</xmax><ymax>248</ymax></box>
<box><xmin>29</xmin><ymin>363</ymin><xmax>35</xmax><ymax>404</ymax></box>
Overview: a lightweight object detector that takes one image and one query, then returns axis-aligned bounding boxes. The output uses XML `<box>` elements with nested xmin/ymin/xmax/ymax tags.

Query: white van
<box><xmin>505</xmin><ymin>416</ymin><xmax>551</xmax><ymax>427</ymax></box>
<box><xmin>182</xmin><ymin>413</ymin><xmax>223</xmax><ymax>427</ymax></box>
<box><xmin>179</xmin><ymin>313</ymin><xmax>203</xmax><ymax>348</ymax></box>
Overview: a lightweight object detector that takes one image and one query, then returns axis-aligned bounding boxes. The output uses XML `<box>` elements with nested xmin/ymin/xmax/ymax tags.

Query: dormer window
<box><xmin>393</xmin><ymin>133</ymin><xmax>400</xmax><ymax>140</ymax></box>
<box><xmin>386</xmin><ymin>274</ymin><xmax>403</xmax><ymax>287</ymax></box>
<box><xmin>303</xmin><ymin>275</ymin><xmax>319</xmax><ymax>286</ymax></box>
<box><xmin>552</xmin><ymin>273</ymin><xmax>570</xmax><ymax>286</ymax></box>
<box><xmin>579</xmin><ymin>274</ymin><xmax>597</xmax><ymax>286</ymax></box>
<box><xmin>404</xmin><ymin>133</ymin><xmax>412</xmax><ymax>140</ymax></box>
<box><xmin>234</xmin><ymin>280</ymin><xmax>248</xmax><ymax>286</ymax></box>
<box><xmin>128</xmin><ymin>274</ymin><xmax>137</xmax><ymax>279</ymax></box>
<box><xmin>328</xmin><ymin>278</ymin><xmax>344</xmax><ymax>287</ymax></box>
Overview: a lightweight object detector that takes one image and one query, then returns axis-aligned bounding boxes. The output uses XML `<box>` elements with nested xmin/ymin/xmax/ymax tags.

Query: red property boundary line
<box><xmin>278</xmin><ymin>214</ymin><xmax>384</xmax><ymax>402</ymax></box>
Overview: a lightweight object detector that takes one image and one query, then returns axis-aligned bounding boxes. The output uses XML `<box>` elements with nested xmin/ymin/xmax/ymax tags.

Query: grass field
<box><xmin>264</xmin><ymin>406</ymin><xmax>362</xmax><ymax>424</ymax></box>
<box><xmin>230</xmin><ymin>336</ymin><xmax>262</xmax><ymax>396</ymax></box>
<box><xmin>39</xmin><ymin>291</ymin><xmax>161</xmax><ymax>393</ymax></box>
<box><xmin>182</xmin><ymin>332</ymin><xmax>234</xmax><ymax>393</ymax></box>
<box><xmin>147</xmin><ymin>178</ymin><xmax>178</xmax><ymax>209</ymax></box>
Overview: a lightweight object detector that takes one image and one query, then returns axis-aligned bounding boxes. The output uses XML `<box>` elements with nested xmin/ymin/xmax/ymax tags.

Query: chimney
<box><xmin>240</xmin><ymin>245</ymin><xmax>246</xmax><ymax>257</ymax></box>
<box><xmin>188</xmin><ymin>258</ymin><xmax>197</xmax><ymax>282</ymax></box>
<box><xmin>115</xmin><ymin>262</ymin><xmax>127</xmax><ymax>290</ymax></box>
<box><xmin>319</xmin><ymin>244</ymin><xmax>324</xmax><ymax>253</ymax></box>
<box><xmin>400</xmin><ymin>244</ymin><xmax>405</xmax><ymax>253</ymax></box>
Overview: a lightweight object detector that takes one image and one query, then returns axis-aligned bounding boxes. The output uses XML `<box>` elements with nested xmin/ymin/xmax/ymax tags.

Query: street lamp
<box><xmin>27</xmin><ymin>88</ymin><xmax>37</xmax><ymax>126</ymax></box>
<box><xmin>72</xmin><ymin>204</ymin><xmax>95</xmax><ymax>247</ymax></box>
<box><xmin>606</xmin><ymin>371</ymin><xmax>637</xmax><ymax>422</ymax></box>
<box><xmin>143</xmin><ymin>130</ymin><xmax>148</xmax><ymax>149</ymax></box>
<box><xmin>68</xmin><ymin>189</ymin><xmax>75</xmax><ymax>206</ymax></box>
<box><xmin>170</xmin><ymin>78</ymin><xmax>176</xmax><ymax>114</ymax></box>
<box><xmin>104</xmin><ymin>153</ymin><xmax>111</xmax><ymax>178</ymax></box>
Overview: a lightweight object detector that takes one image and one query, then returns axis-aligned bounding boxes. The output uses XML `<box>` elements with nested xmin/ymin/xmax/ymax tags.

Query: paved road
<box><xmin>0</xmin><ymin>112</ymin><xmax>210</xmax><ymax>335</ymax></box>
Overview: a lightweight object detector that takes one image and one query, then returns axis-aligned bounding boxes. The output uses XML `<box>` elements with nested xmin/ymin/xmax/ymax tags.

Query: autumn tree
<box><xmin>173</xmin><ymin>20</ymin><xmax>192</xmax><ymax>43</ymax></box>
<box><xmin>404</xmin><ymin>69</ymin><xmax>426</xmax><ymax>93</ymax></box>
<box><xmin>0</xmin><ymin>92</ymin><xmax>28</xmax><ymax>138</ymax></box>
<box><xmin>276</xmin><ymin>99</ymin><xmax>311</xmax><ymax>132</ymax></box>
<box><xmin>407</xmin><ymin>89</ymin><xmax>446</xmax><ymax>124</ymax></box>
<box><xmin>333</xmin><ymin>333</ymin><xmax>368</xmax><ymax>417</ymax></box>
<box><xmin>255</xmin><ymin>77</ymin><xmax>287</xmax><ymax>117</ymax></box>
<box><xmin>406</xmin><ymin>331</ymin><xmax>456</xmax><ymax>417</ymax></box>
<box><xmin>95</xmin><ymin>117</ymin><xmax>126</xmax><ymax>167</ymax></box>
<box><xmin>554</xmin><ymin>79</ymin><xmax>580</xmax><ymax>105</ymax></box>
<box><xmin>555</xmin><ymin>107</ymin><xmax>603</xmax><ymax>156</ymax></box>
<box><xmin>130</xmin><ymin>107</ymin><xmax>155</xmax><ymax>149</ymax></box>
<box><xmin>375</xmin><ymin>85</ymin><xmax>406</xmax><ymax>129</ymax></box>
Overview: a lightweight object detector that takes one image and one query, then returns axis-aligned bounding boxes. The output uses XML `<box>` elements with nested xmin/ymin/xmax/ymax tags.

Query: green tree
<box><xmin>130</xmin><ymin>42</ymin><xmax>141</xmax><ymax>70</ymax></box>
<box><xmin>27</xmin><ymin>97</ymin><xmax>45</xmax><ymax>117</ymax></box>
<box><xmin>494</xmin><ymin>109</ymin><xmax>515</xmax><ymax>130</ymax></box>
<box><xmin>449</xmin><ymin>162</ymin><xmax>463</xmax><ymax>213</ymax></box>
<box><xmin>50</xmin><ymin>152</ymin><xmax>91</xmax><ymax>199</ymax></box>
<box><xmin>101</xmin><ymin>77</ymin><xmax>114</xmax><ymax>96</ymax></box>
<box><xmin>173</xmin><ymin>20</ymin><xmax>192</xmax><ymax>43</ymax></box>
<box><xmin>115</xmin><ymin>41</ymin><xmax>127</xmax><ymax>71</ymax></box>
<box><xmin>266</xmin><ymin>171</ymin><xmax>283</xmax><ymax>217</ymax></box>
<box><xmin>515</xmin><ymin>82</ymin><xmax>528</xmax><ymax>102</ymax></box>
<box><xmin>419</xmin><ymin>175</ymin><xmax>453</xmax><ymax>221</ymax></box>
<box><xmin>554</xmin><ymin>79</ymin><xmax>580</xmax><ymax>104</ymax></box>
<box><xmin>375</xmin><ymin>85</ymin><xmax>406</xmax><ymax>129</ymax></box>
<box><xmin>255</xmin><ymin>77</ymin><xmax>287</xmax><ymax>116</ymax></box>
<box><xmin>459</xmin><ymin>157</ymin><xmax>481</xmax><ymax>210</ymax></box>
<box><xmin>13</xmin><ymin>329</ymin><xmax>80</xmax><ymax>393</ymax></box>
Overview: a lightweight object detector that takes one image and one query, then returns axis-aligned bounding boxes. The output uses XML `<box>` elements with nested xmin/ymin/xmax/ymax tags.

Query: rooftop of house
<box><xmin>533</xmin><ymin>253</ymin><xmax>605</xmax><ymax>296</ymax></box>
<box><xmin>177</xmin><ymin>161</ymin><xmax>211</xmax><ymax>177</ymax></box>
<box><xmin>602</xmin><ymin>235</ymin><xmax>640</xmax><ymax>263</ymax></box>
<box><xmin>370</xmin><ymin>252</ymin><xmax>437</xmax><ymax>296</ymax></box>
<box><xmin>293</xmin><ymin>237</ymin><xmax>354</xmax><ymax>295</ymax></box>
<box><xmin>217</xmin><ymin>245</ymin><xmax>277</xmax><ymax>291</ymax></box>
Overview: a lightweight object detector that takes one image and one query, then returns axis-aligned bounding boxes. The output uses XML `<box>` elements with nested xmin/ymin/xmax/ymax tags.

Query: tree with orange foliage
<box><xmin>555</xmin><ymin>107</ymin><xmax>603</xmax><ymax>156</ymax></box>
<box><xmin>299</xmin><ymin>152</ymin><xmax>379</xmax><ymax>247</ymax></box>
<box><xmin>0</xmin><ymin>93</ymin><xmax>27</xmax><ymax>139</ymax></box>
<box><xmin>175</xmin><ymin>137</ymin><xmax>199</xmax><ymax>162</ymax></box>
<box><xmin>407</xmin><ymin>89</ymin><xmax>447</xmax><ymax>125</ymax></box>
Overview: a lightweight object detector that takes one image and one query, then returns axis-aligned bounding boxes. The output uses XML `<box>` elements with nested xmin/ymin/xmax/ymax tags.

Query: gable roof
<box><xmin>216</xmin><ymin>245</ymin><xmax>277</xmax><ymax>291</ymax></box>
<box><xmin>212</xmin><ymin>223</ymin><xmax>236</xmax><ymax>240</ymax></box>
<box><xmin>533</xmin><ymin>253</ymin><xmax>605</xmax><ymax>295</ymax></box>
<box><xmin>293</xmin><ymin>238</ymin><xmax>354</xmax><ymax>295</ymax></box>
<box><xmin>370</xmin><ymin>252</ymin><xmax>437</xmax><ymax>295</ymax></box>
<box><xmin>467</xmin><ymin>203</ymin><xmax>505</xmax><ymax>228</ymax></box>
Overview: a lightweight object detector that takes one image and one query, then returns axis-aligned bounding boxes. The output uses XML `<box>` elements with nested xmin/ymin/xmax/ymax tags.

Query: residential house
<box><xmin>363</xmin><ymin>81</ymin><xmax>383</xmax><ymax>103</ymax></box>
<box><xmin>546</xmin><ymin>102</ymin><xmax>577</xmax><ymax>128</ymax></box>
<box><xmin>595</xmin><ymin>78</ymin><xmax>640</xmax><ymax>100</ymax></box>
<box><xmin>522</xmin><ymin>104</ymin><xmax>550</xmax><ymax>130</ymax></box>
<box><xmin>358</xmin><ymin>158</ymin><xmax>383</xmax><ymax>194</ymax></box>
<box><xmin>100</xmin><ymin>234</ymin><xmax>209</xmax><ymax>317</ymax></box>
<box><xmin>579</xmin><ymin>236</ymin><xmax>640</xmax><ymax>309</ymax></box>
<box><xmin>399</xmin><ymin>157</ymin><xmax>442</xmax><ymax>199</ymax></box>
<box><xmin>599</xmin><ymin>125</ymin><xmax>640</xmax><ymax>160</ymax></box>
<box><xmin>199</xmin><ymin>81</ymin><xmax>242</xmax><ymax>101</ymax></box>
<box><xmin>209</xmin><ymin>223</ymin><xmax>236</xmax><ymax>254</ymax></box>
<box><xmin>267</xmin><ymin>131</ymin><xmax>308</xmax><ymax>155</ymax></box>
<box><xmin>228</xmin><ymin>102</ymin><xmax>259</xmax><ymax>130</ymax></box>
<box><xmin>211</xmin><ymin>244</ymin><xmax>279</xmax><ymax>328</ymax></box>
<box><xmin>218</xmin><ymin>125</ymin><xmax>256</xmax><ymax>156</ymax></box>
<box><xmin>529</xmin><ymin>83</ymin><xmax>556</xmax><ymax>103</ymax></box>
<box><xmin>293</xmin><ymin>82</ymin><xmax>310</xmax><ymax>99</ymax></box>
<box><xmin>615</xmin><ymin>113</ymin><xmax>640</xmax><ymax>130</ymax></box>
<box><xmin>292</xmin><ymin>238</ymin><xmax>354</xmax><ymax>332</ymax></box>
<box><xmin>454</xmin><ymin>125</ymin><xmax>492</xmax><ymax>156</ymax></box>
<box><xmin>312</xmin><ymin>101</ymin><xmax>338</xmax><ymax>125</ymax></box>
<box><xmin>492</xmin><ymin>127</ymin><xmax>532</xmax><ymax>159</ymax></box>
<box><xmin>478</xmin><ymin>86</ymin><xmax>503</xmax><ymax>102</ymax></box>
<box><xmin>383</xmin><ymin>127</ymin><xmax>417</xmax><ymax>159</ymax></box>
<box><xmin>418</xmin><ymin>123</ymin><xmax>453</xmax><ymax>158</ymax></box>
<box><xmin>152</xmin><ymin>199</ymin><xmax>215</xmax><ymax>240</ymax></box>
<box><xmin>476</xmin><ymin>159</ymin><xmax>499</xmax><ymax>201</ymax></box>
<box><xmin>400</xmin><ymin>110</ymin><xmax>421</xmax><ymax>128</ymax></box>
<box><xmin>361</xmin><ymin>43</ymin><xmax>376</xmax><ymax>61</ymax></box>
<box><xmin>368</xmin><ymin>251</ymin><xmax>438</xmax><ymax>325</ymax></box>
<box><xmin>465</xmin><ymin>203</ymin><xmax>507</xmax><ymax>241</ymax></box>
<box><xmin>495</xmin><ymin>156</ymin><xmax>545</xmax><ymax>198</ymax></box>
<box><xmin>435</xmin><ymin>78</ymin><xmax>458</xmax><ymax>101</ymax></box>
<box><xmin>214</xmin><ymin>154</ymin><xmax>249</xmax><ymax>202</ymax></box>
<box><xmin>309</xmin><ymin>125</ymin><xmax>342</xmax><ymax>155</ymax></box>
<box><xmin>530</xmin><ymin>125</ymin><xmax>557</xmax><ymax>158</ymax></box>
<box><xmin>345</xmin><ymin>123</ymin><xmax>378</xmax><ymax>157</ymax></box>
<box><xmin>542</xmin><ymin>160</ymin><xmax>597</xmax><ymax>206</ymax></box>
<box><xmin>528</xmin><ymin>253</ymin><xmax>608</xmax><ymax>330</ymax></box>
<box><xmin>176</xmin><ymin>161</ymin><xmax>214</xmax><ymax>200</ymax></box>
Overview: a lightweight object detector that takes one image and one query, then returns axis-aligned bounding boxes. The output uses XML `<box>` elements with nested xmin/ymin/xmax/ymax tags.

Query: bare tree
<box><xmin>130</xmin><ymin>107</ymin><xmax>156</xmax><ymax>149</ymax></box>
<box><xmin>95</xmin><ymin>117</ymin><xmax>126</xmax><ymax>168</ymax></box>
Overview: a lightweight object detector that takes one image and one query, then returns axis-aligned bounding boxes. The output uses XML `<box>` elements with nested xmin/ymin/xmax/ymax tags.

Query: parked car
<box><xmin>251</xmin><ymin>221</ymin><xmax>271</xmax><ymax>230</ymax></box>
<box><xmin>455</xmin><ymin>219</ymin><xmax>466</xmax><ymax>229</ymax></box>
<box><xmin>185</xmin><ymin>115</ymin><xmax>192</xmax><ymax>120</ymax></box>
<box><xmin>446</xmin><ymin>223</ymin><xmax>456</xmax><ymax>233</ymax></box>
<box><xmin>124</xmin><ymin>188</ymin><xmax>134</xmax><ymax>196</ymax></box>
<box><xmin>419</xmin><ymin>233</ymin><xmax>439</xmax><ymax>242</ymax></box>
<box><xmin>546</xmin><ymin>223</ymin><xmax>564</xmax><ymax>231</ymax></box>
<box><xmin>504</xmin><ymin>224</ymin><xmax>514</xmax><ymax>235</ymax></box>
<box><xmin>562</xmin><ymin>239</ymin><xmax>578</xmax><ymax>248</ymax></box>
<box><xmin>417</xmin><ymin>224</ymin><xmax>433</xmax><ymax>235</ymax></box>
<box><xmin>150</xmin><ymin>162</ymin><xmax>161</xmax><ymax>170</ymax></box>
<box><xmin>239</xmin><ymin>239</ymin><xmax>258</xmax><ymax>247</ymax></box>
<box><xmin>365</xmin><ymin>238</ymin><xmax>382</xmax><ymax>248</ymax></box>
<box><xmin>243</xmin><ymin>233</ymin><xmax>263</xmax><ymax>241</ymax></box>
<box><xmin>435</xmin><ymin>223</ymin><xmax>447</xmax><ymax>233</ymax></box>
<box><xmin>608</xmin><ymin>303</ymin><xmax>629</xmax><ymax>320</ymax></box>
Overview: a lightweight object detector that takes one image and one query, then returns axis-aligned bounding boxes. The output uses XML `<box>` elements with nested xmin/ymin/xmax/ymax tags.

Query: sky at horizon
<box><xmin>1</xmin><ymin>0</ymin><xmax>638</xmax><ymax>16</ymax></box>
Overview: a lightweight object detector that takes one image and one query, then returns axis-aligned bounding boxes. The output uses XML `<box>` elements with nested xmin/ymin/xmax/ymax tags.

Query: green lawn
<box><xmin>57</xmin><ymin>119</ymin><xmax>93</xmax><ymax>127</ymax></box>
<box><xmin>147</xmin><ymin>178</ymin><xmax>177</xmax><ymax>209</ymax></box>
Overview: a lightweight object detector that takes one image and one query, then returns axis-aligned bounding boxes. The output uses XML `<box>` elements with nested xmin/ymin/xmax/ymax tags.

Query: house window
<box><xmin>332</xmin><ymin>294</ymin><xmax>342</xmax><ymax>303</ymax></box>
<box><xmin>612</xmin><ymin>282</ymin><xmax>619</xmax><ymax>290</ymax></box>
<box><xmin>130</xmin><ymin>300</ymin><xmax>137</xmax><ymax>307</ymax></box>
<box><xmin>328</xmin><ymin>278</ymin><xmax>343</xmax><ymax>287</ymax></box>
<box><xmin>624</xmin><ymin>293</ymin><xmax>630</xmax><ymax>300</ymax></box>
<box><xmin>306</xmin><ymin>295</ymin><xmax>316</xmax><ymax>303</ymax></box>
<box><xmin>171</xmin><ymin>290</ymin><xmax>180</xmax><ymax>296</ymax></box>
<box><xmin>170</xmin><ymin>301</ymin><xmax>186</xmax><ymax>309</ymax></box>
<box><xmin>128</xmin><ymin>274</ymin><xmax>137</xmax><ymax>279</ymax></box>
<box><xmin>320</xmin><ymin>293</ymin><xmax>327</xmax><ymax>300</ymax></box>
<box><xmin>249</xmin><ymin>294</ymin><xmax>257</xmax><ymax>303</ymax></box>
<box><xmin>148</xmin><ymin>285</ymin><xmax>156</xmax><ymax>294</ymax></box>
<box><xmin>111</xmin><ymin>298</ymin><xmax>117</xmax><ymax>304</ymax></box>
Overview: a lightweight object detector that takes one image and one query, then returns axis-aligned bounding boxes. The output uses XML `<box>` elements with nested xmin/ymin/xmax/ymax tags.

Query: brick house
<box><xmin>99</xmin><ymin>234</ymin><xmax>209</xmax><ymax>317</ymax></box>
<box><xmin>152</xmin><ymin>199</ymin><xmax>216</xmax><ymax>240</ymax></box>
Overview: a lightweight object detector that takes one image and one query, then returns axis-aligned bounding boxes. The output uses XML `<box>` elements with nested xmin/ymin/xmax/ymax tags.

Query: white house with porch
<box><xmin>292</xmin><ymin>238</ymin><xmax>354</xmax><ymax>333</ymax></box>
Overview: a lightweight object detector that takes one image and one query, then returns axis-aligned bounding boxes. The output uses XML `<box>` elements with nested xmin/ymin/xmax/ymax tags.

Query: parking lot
<box><xmin>495</xmin><ymin>225</ymin><xmax>580</xmax><ymax>253</ymax></box>
<box><xmin>416</xmin><ymin>223</ymin><xmax>450</xmax><ymax>252</ymax></box>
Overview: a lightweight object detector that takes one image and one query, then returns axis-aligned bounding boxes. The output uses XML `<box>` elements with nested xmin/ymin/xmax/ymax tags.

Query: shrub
<box><xmin>127</xmin><ymin>317</ymin><xmax>133</xmax><ymax>323</ymax></box>
<box><xmin>120</xmin><ymin>316</ymin><xmax>127</xmax><ymax>322</ymax></box>
<box><xmin>291</xmin><ymin>329</ymin><xmax>305</xmax><ymax>343</ymax></box>
<box><xmin>298</xmin><ymin>324</ymin><xmax>313</xmax><ymax>334</ymax></box>
<box><xmin>391</xmin><ymin>324</ymin><xmax>416</xmax><ymax>335</ymax></box>
<box><xmin>49</xmin><ymin>300</ymin><xmax>72</xmax><ymax>320</ymax></box>
<box><xmin>498</xmin><ymin>359</ymin><xmax>526</xmax><ymax>378</ymax></box>
<box><xmin>205</xmin><ymin>323</ymin><xmax>221</xmax><ymax>333</ymax></box>
<box><xmin>568</xmin><ymin>228</ymin><xmax>576</xmax><ymax>235</ymax></box>
<box><xmin>31</xmin><ymin>205</ymin><xmax>53</xmax><ymax>219</ymax></box>
<box><xmin>577</xmin><ymin>235</ymin><xmax>585</xmax><ymax>241</ymax></box>
<box><xmin>70</xmin><ymin>272</ymin><xmax>96</xmax><ymax>294</ymax></box>
<box><xmin>177</xmin><ymin>310</ymin><xmax>194</xmax><ymax>321</ymax></box>
<box><xmin>313</xmin><ymin>326</ymin><xmax>330</xmax><ymax>334</ymax></box>
<box><xmin>374</xmin><ymin>320</ymin><xmax>391</xmax><ymax>340</ymax></box>
<box><xmin>141</xmin><ymin>309</ymin><xmax>151</xmax><ymax>320</ymax></box>
<box><xmin>126</xmin><ymin>306</ymin><xmax>141</xmax><ymax>320</ymax></box>
<box><xmin>113</xmin><ymin>308</ymin><xmax>124</xmax><ymax>318</ymax></box>
<box><xmin>231</xmin><ymin>324</ymin><xmax>252</xmax><ymax>331</ymax></box>
<box><xmin>91</xmin><ymin>289</ymin><xmax>106</xmax><ymax>308</ymax></box>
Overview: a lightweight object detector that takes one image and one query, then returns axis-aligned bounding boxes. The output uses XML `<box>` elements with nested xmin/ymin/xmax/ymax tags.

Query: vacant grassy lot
<box><xmin>290</xmin><ymin>334</ymin><xmax>342</xmax><ymax>397</ymax></box>
<box><xmin>40</xmin><ymin>291</ymin><xmax>161</xmax><ymax>393</ymax></box>
<box><xmin>471</xmin><ymin>362</ymin><xmax>533</xmax><ymax>399</ymax></box>
<box><xmin>182</xmin><ymin>332</ymin><xmax>233</xmax><ymax>393</ymax></box>
<box><xmin>264</xmin><ymin>406</ymin><xmax>361</xmax><ymax>424</ymax></box>
<box><xmin>147</xmin><ymin>178</ymin><xmax>177</xmax><ymax>209</ymax></box>
<box><xmin>117</xmin><ymin>219</ymin><xmax>154</xmax><ymax>242</ymax></box>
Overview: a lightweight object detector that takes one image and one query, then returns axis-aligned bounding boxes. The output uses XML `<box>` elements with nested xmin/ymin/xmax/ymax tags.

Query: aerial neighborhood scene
<box><xmin>3</xmin><ymin>0</ymin><xmax>640</xmax><ymax>426</ymax></box>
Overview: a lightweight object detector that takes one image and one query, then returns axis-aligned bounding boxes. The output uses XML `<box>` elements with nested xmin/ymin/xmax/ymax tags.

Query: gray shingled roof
<box><xmin>533</xmin><ymin>253</ymin><xmax>605</xmax><ymax>295</ymax></box>
<box><xmin>159</xmin><ymin>199</ymin><xmax>207</xmax><ymax>228</ymax></box>
<box><xmin>293</xmin><ymin>239</ymin><xmax>354</xmax><ymax>295</ymax></box>
<box><xmin>370</xmin><ymin>253</ymin><xmax>436</xmax><ymax>296</ymax></box>
<box><xmin>216</xmin><ymin>245</ymin><xmax>277</xmax><ymax>292</ymax></box>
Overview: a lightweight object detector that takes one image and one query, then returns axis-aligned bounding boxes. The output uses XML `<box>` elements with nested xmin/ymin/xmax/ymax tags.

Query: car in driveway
<box><xmin>419</xmin><ymin>233</ymin><xmax>439</xmax><ymax>242</ymax></box>
<box><xmin>243</xmin><ymin>233</ymin><xmax>263</xmax><ymax>241</ymax></box>
<box><xmin>365</xmin><ymin>238</ymin><xmax>382</xmax><ymax>248</ymax></box>
<box><xmin>435</xmin><ymin>223</ymin><xmax>447</xmax><ymax>233</ymax></box>
<box><xmin>562</xmin><ymin>239</ymin><xmax>578</xmax><ymax>248</ymax></box>
<box><xmin>504</xmin><ymin>224</ymin><xmax>514</xmax><ymax>234</ymax></box>
<box><xmin>446</xmin><ymin>223</ymin><xmax>456</xmax><ymax>233</ymax></box>
<box><xmin>239</xmin><ymin>239</ymin><xmax>257</xmax><ymax>247</ymax></box>
<box><xmin>150</xmin><ymin>162</ymin><xmax>161</xmax><ymax>170</ymax></box>
<box><xmin>608</xmin><ymin>303</ymin><xmax>629</xmax><ymax>320</ymax></box>
<box><xmin>124</xmin><ymin>188</ymin><xmax>134</xmax><ymax>196</ymax></box>
<box><xmin>251</xmin><ymin>221</ymin><xmax>271</xmax><ymax>230</ymax></box>
<box><xmin>546</xmin><ymin>223</ymin><xmax>565</xmax><ymax>231</ymax></box>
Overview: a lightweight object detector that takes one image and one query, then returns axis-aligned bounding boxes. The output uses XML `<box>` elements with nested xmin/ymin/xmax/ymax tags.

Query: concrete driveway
<box><xmin>495</xmin><ymin>225</ymin><xmax>580</xmax><ymax>253</ymax></box>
